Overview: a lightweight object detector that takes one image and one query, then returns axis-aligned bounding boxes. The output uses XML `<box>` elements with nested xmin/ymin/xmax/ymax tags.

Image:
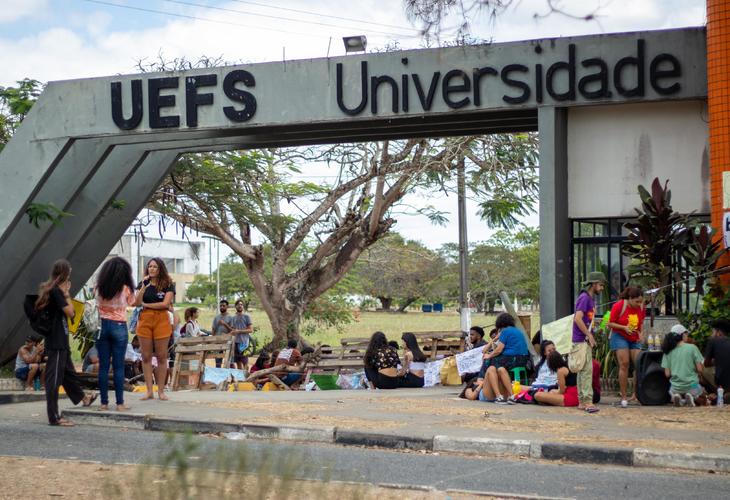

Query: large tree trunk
<box><xmin>377</xmin><ymin>296</ymin><xmax>393</xmax><ymax>311</ymax></box>
<box><xmin>396</xmin><ymin>297</ymin><xmax>417</xmax><ymax>313</ymax></box>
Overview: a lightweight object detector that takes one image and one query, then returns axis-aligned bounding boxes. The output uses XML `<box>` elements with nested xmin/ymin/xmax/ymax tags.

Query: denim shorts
<box><xmin>670</xmin><ymin>383</ymin><xmax>703</xmax><ymax>398</ymax></box>
<box><xmin>609</xmin><ymin>332</ymin><xmax>642</xmax><ymax>351</ymax></box>
<box><xmin>478</xmin><ymin>388</ymin><xmax>495</xmax><ymax>402</ymax></box>
<box><xmin>15</xmin><ymin>366</ymin><xmax>30</xmax><ymax>380</ymax></box>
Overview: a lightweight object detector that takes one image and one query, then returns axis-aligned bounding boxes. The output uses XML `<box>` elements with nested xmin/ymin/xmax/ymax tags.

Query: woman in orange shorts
<box><xmin>134</xmin><ymin>258</ymin><xmax>175</xmax><ymax>401</ymax></box>
<box><xmin>534</xmin><ymin>351</ymin><xmax>580</xmax><ymax>407</ymax></box>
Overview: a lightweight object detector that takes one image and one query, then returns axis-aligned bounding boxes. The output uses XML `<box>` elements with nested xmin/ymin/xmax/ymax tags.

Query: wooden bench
<box><xmin>171</xmin><ymin>334</ymin><xmax>234</xmax><ymax>391</ymax></box>
<box><xmin>407</xmin><ymin>330</ymin><xmax>465</xmax><ymax>360</ymax></box>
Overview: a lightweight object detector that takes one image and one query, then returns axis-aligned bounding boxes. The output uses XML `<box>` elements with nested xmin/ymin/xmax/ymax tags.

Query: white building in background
<box><xmin>85</xmin><ymin>232</ymin><xmax>222</xmax><ymax>303</ymax></box>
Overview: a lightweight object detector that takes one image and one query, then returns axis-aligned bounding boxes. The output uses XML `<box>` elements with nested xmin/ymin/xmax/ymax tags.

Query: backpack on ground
<box><xmin>23</xmin><ymin>294</ymin><xmax>52</xmax><ymax>336</ymax></box>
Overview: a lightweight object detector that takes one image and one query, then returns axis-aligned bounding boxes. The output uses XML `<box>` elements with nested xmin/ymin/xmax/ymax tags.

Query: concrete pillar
<box><xmin>707</xmin><ymin>0</ymin><xmax>730</xmax><ymax>277</ymax></box>
<box><xmin>538</xmin><ymin>107</ymin><xmax>572</xmax><ymax>323</ymax></box>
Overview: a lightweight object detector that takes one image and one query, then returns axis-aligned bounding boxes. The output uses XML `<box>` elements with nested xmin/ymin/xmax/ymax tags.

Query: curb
<box><xmin>0</xmin><ymin>393</ymin><xmax>48</xmax><ymax>405</ymax></box>
<box><xmin>335</xmin><ymin>430</ymin><xmax>433</xmax><ymax>451</ymax></box>
<box><xmin>59</xmin><ymin>409</ymin><xmax>730</xmax><ymax>473</ymax></box>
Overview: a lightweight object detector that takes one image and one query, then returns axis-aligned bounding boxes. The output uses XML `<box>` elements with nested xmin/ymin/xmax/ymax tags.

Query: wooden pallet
<box><xmin>170</xmin><ymin>335</ymin><xmax>234</xmax><ymax>391</ymax></box>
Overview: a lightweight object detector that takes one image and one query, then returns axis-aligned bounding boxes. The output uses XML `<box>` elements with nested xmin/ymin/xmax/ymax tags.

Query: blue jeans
<box><xmin>97</xmin><ymin>319</ymin><xmax>128</xmax><ymax>405</ymax></box>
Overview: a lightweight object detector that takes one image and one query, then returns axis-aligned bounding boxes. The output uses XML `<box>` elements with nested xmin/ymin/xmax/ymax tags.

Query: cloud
<box><xmin>0</xmin><ymin>0</ymin><xmax>48</xmax><ymax>23</ymax></box>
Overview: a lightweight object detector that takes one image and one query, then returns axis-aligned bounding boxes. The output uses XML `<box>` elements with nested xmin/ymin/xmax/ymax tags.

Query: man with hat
<box><xmin>571</xmin><ymin>271</ymin><xmax>605</xmax><ymax>413</ymax></box>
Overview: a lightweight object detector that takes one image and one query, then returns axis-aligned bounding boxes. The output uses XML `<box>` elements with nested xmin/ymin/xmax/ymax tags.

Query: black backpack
<box><xmin>23</xmin><ymin>294</ymin><xmax>52</xmax><ymax>337</ymax></box>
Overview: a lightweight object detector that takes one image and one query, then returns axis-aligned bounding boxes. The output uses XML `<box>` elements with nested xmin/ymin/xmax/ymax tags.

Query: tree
<box><xmin>0</xmin><ymin>78</ymin><xmax>42</xmax><ymax>153</ymax></box>
<box><xmin>404</xmin><ymin>0</ymin><xmax>597</xmax><ymax>41</ymax></box>
<box><xmin>185</xmin><ymin>255</ymin><xmax>256</xmax><ymax>305</ymax></box>
<box><xmin>150</xmin><ymin>133</ymin><xmax>537</xmax><ymax>347</ymax></box>
<box><xmin>357</xmin><ymin>233</ymin><xmax>443</xmax><ymax>312</ymax></box>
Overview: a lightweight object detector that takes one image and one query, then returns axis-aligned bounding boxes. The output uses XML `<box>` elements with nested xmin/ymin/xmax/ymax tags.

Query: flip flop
<box><xmin>585</xmin><ymin>406</ymin><xmax>600</xmax><ymax>413</ymax></box>
<box><xmin>82</xmin><ymin>392</ymin><xmax>98</xmax><ymax>407</ymax></box>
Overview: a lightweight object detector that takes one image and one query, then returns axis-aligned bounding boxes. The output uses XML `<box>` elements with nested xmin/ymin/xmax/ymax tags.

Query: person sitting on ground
<box><xmin>274</xmin><ymin>339</ymin><xmax>304</xmax><ymax>388</ymax></box>
<box><xmin>482</xmin><ymin>313</ymin><xmax>530</xmax><ymax>405</ymax></box>
<box><xmin>364</xmin><ymin>331</ymin><xmax>400</xmax><ymax>389</ymax></box>
<box><xmin>534</xmin><ymin>351</ymin><xmax>580</xmax><ymax>407</ymax></box>
<box><xmin>462</xmin><ymin>326</ymin><xmax>488</xmax><ymax>384</ymax></box>
<box><xmin>182</xmin><ymin>307</ymin><xmax>209</xmax><ymax>337</ymax></box>
<box><xmin>661</xmin><ymin>324</ymin><xmax>706</xmax><ymax>406</ymax></box>
<box><xmin>459</xmin><ymin>377</ymin><xmax>483</xmax><ymax>400</ymax></box>
<box><xmin>124</xmin><ymin>335</ymin><xmax>142</xmax><ymax>379</ymax></box>
<box><xmin>82</xmin><ymin>345</ymin><xmax>99</xmax><ymax>374</ymax></box>
<box><xmin>15</xmin><ymin>336</ymin><xmax>45</xmax><ymax>391</ymax></box>
<box><xmin>530</xmin><ymin>340</ymin><xmax>558</xmax><ymax>391</ymax></box>
<box><xmin>704</xmin><ymin>318</ymin><xmax>730</xmax><ymax>405</ymax></box>
<box><xmin>399</xmin><ymin>332</ymin><xmax>426</xmax><ymax>388</ymax></box>
<box><xmin>250</xmin><ymin>352</ymin><xmax>272</xmax><ymax>374</ymax></box>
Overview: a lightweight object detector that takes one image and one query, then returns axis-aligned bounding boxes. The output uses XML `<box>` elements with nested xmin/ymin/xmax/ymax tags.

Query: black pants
<box><xmin>400</xmin><ymin>372</ymin><xmax>424</xmax><ymax>388</ymax></box>
<box><xmin>364</xmin><ymin>366</ymin><xmax>400</xmax><ymax>389</ymax></box>
<box><xmin>45</xmin><ymin>349</ymin><xmax>85</xmax><ymax>424</ymax></box>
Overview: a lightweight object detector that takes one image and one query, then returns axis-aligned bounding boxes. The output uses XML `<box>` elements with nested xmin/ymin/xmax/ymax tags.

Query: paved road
<box><xmin>0</xmin><ymin>419</ymin><xmax>728</xmax><ymax>499</ymax></box>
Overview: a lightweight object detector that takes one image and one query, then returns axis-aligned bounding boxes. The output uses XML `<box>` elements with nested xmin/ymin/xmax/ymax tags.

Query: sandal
<box><xmin>52</xmin><ymin>418</ymin><xmax>75</xmax><ymax>427</ymax></box>
<box><xmin>116</xmin><ymin>404</ymin><xmax>131</xmax><ymax>411</ymax></box>
<box><xmin>82</xmin><ymin>392</ymin><xmax>98</xmax><ymax>407</ymax></box>
<box><xmin>585</xmin><ymin>406</ymin><xmax>600</xmax><ymax>413</ymax></box>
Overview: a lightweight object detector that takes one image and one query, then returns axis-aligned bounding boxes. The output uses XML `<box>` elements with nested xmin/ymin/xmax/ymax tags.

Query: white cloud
<box><xmin>0</xmin><ymin>0</ymin><xmax>47</xmax><ymax>23</ymax></box>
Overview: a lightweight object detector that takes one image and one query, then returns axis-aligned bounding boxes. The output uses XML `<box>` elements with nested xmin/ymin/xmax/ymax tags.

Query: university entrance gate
<box><xmin>0</xmin><ymin>28</ymin><xmax>708</xmax><ymax>362</ymax></box>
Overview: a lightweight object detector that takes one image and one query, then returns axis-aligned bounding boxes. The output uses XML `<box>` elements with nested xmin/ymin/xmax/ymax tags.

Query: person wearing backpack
<box><xmin>35</xmin><ymin>259</ymin><xmax>97</xmax><ymax>426</ymax></box>
<box><xmin>95</xmin><ymin>257</ymin><xmax>137</xmax><ymax>411</ymax></box>
<box><xmin>606</xmin><ymin>286</ymin><xmax>645</xmax><ymax>408</ymax></box>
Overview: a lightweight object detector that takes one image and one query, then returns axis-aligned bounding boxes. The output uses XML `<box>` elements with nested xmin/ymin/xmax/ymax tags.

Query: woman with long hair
<box><xmin>182</xmin><ymin>307</ymin><xmax>206</xmax><ymax>337</ymax></box>
<box><xmin>606</xmin><ymin>286</ymin><xmax>645</xmax><ymax>408</ymax></box>
<box><xmin>661</xmin><ymin>325</ymin><xmax>705</xmax><ymax>406</ymax></box>
<box><xmin>533</xmin><ymin>351</ymin><xmax>579</xmax><ymax>407</ymax></box>
<box><xmin>399</xmin><ymin>332</ymin><xmax>426</xmax><ymax>388</ymax></box>
<box><xmin>364</xmin><ymin>331</ymin><xmax>400</xmax><ymax>389</ymax></box>
<box><xmin>95</xmin><ymin>257</ymin><xmax>136</xmax><ymax>411</ymax></box>
<box><xmin>134</xmin><ymin>258</ymin><xmax>175</xmax><ymax>401</ymax></box>
<box><xmin>530</xmin><ymin>340</ymin><xmax>558</xmax><ymax>391</ymax></box>
<box><xmin>36</xmin><ymin>259</ymin><xmax>96</xmax><ymax>425</ymax></box>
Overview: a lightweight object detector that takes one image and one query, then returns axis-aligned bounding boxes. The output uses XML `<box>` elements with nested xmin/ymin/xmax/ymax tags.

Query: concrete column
<box><xmin>538</xmin><ymin>107</ymin><xmax>571</xmax><ymax>323</ymax></box>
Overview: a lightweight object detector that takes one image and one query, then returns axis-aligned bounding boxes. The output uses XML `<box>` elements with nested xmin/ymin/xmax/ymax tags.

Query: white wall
<box><xmin>567</xmin><ymin>100</ymin><xmax>709</xmax><ymax>218</ymax></box>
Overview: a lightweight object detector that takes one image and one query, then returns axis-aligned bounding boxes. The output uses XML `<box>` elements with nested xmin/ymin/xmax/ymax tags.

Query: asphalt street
<box><xmin>0</xmin><ymin>419</ymin><xmax>728</xmax><ymax>499</ymax></box>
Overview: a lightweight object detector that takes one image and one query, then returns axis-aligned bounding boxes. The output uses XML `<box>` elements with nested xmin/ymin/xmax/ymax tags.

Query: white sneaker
<box><xmin>620</xmin><ymin>399</ymin><xmax>628</xmax><ymax>408</ymax></box>
<box><xmin>671</xmin><ymin>393</ymin><xmax>682</xmax><ymax>407</ymax></box>
<box><xmin>686</xmin><ymin>393</ymin><xmax>696</xmax><ymax>407</ymax></box>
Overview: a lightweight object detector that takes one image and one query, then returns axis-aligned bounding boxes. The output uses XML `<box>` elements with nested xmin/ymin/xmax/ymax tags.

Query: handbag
<box><xmin>568</xmin><ymin>342</ymin><xmax>589</xmax><ymax>373</ymax></box>
<box><xmin>439</xmin><ymin>356</ymin><xmax>461</xmax><ymax>386</ymax></box>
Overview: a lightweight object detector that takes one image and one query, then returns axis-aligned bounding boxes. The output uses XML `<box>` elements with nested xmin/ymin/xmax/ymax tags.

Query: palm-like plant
<box><xmin>622</xmin><ymin>178</ymin><xmax>689</xmax><ymax>315</ymax></box>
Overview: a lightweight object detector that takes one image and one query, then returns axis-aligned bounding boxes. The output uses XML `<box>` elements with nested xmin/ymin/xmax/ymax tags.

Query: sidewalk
<box><xmin>2</xmin><ymin>386</ymin><xmax>730</xmax><ymax>472</ymax></box>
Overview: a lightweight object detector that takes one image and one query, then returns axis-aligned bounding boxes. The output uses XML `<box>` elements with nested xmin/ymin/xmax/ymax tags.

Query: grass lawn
<box><xmin>190</xmin><ymin>306</ymin><xmax>541</xmax><ymax>349</ymax></box>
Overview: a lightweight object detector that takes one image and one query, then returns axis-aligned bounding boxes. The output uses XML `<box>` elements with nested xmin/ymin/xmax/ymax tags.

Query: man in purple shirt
<box><xmin>572</xmin><ymin>271</ymin><xmax>605</xmax><ymax>412</ymax></box>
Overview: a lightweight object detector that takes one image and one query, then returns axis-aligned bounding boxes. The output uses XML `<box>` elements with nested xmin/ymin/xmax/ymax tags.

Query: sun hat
<box><xmin>582</xmin><ymin>271</ymin><xmax>606</xmax><ymax>286</ymax></box>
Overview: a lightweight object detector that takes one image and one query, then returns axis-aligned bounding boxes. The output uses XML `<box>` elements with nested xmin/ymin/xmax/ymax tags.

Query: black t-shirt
<box><xmin>139</xmin><ymin>282</ymin><xmax>175</xmax><ymax>304</ymax></box>
<box><xmin>705</xmin><ymin>336</ymin><xmax>730</xmax><ymax>389</ymax></box>
<box><xmin>45</xmin><ymin>287</ymin><xmax>70</xmax><ymax>350</ymax></box>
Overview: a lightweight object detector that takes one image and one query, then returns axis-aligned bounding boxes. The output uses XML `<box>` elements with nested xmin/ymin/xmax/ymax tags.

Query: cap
<box><xmin>670</xmin><ymin>324</ymin><xmax>688</xmax><ymax>336</ymax></box>
<box><xmin>582</xmin><ymin>271</ymin><xmax>607</xmax><ymax>286</ymax></box>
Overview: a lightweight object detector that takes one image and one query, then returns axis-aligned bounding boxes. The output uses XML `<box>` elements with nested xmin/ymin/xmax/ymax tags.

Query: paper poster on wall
<box><xmin>724</xmin><ymin>212</ymin><xmax>730</xmax><ymax>249</ymax></box>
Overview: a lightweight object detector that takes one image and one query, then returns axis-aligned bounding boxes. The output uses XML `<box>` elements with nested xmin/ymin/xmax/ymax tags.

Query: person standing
<box><xmin>211</xmin><ymin>299</ymin><xmax>232</xmax><ymax>368</ymax></box>
<box><xmin>36</xmin><ymin>259</ymin><xmax>96</xmax><ymax>426</ymax></box>
<box><xmin>134</xmin><ymin>258</ymin><xmax>175</xmax><ymax>401</ymax></box>
<box><xmin>607</xmin><ymin>286</ymin><xmax>645</xmax><ymax>408</ymax></box>
<box><xmin>229</xmin><ymin>299</ymin><xmax>253</xmax><ymax>372</ymax></box>
<box><xmin>571</xmin><ymin>271</ymin><xmax>604</xmax><ymax>413</ymax></box>
<box><xmin>95</xmin><ymin>256</ymin><xmax>136</xmax><ymax>411</ymax></box>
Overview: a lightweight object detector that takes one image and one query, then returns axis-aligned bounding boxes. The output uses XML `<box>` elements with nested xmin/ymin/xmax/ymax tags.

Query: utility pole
<box><xmin>457</xmin><ymin>157</ymin><xmax>471</xmax><ymax>337</ymax></box>
<box><xmin>216</xmin><ymin>238</ymin><xmax>221</xmax><ymax>304</ymax></box>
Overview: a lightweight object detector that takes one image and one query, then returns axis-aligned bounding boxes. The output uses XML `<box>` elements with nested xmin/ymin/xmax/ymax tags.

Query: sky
<box><xmin>0</xmin><ymin>0</ymin><xmax>707</xmax><ymax>250</ymax></box>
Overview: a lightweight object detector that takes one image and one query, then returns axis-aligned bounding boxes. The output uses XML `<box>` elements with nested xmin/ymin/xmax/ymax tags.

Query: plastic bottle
<box><xmin>718</xmin><ymin>387</ymin><xmax>725</xmax><ymax>408</ymax></box>
<box><xmin>512</xmin><ymin>380</ymin><xmax>521</xmax><ymax>396</ymax></box>
<box><xmin>33</xmin><ymin>377</ymin><xmax>41</xmax><ymax>391</ymax></box>
<box><xmin>654</xmin><ymin>333</ymin><xmax>663</xmax><ymax>351</ymax></box>
<box><xmin>647</xmin><ymin>334</ymin><xmax>655</xmax><ymax>351</ymax></box>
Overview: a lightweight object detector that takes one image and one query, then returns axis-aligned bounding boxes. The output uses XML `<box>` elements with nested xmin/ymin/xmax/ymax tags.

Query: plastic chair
<box><xmin>510</xmin><ymin>366</ymin><xmax>528</xmax><ymax>385</ymax></box>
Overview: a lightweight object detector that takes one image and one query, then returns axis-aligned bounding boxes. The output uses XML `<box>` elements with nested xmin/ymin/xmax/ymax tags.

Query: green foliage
<box><xmin>0</xmin><ymin>78</ymin><xmax>42</xmax><ymax>153</ymax></box>
<box><xmin>682</xmin><ymin>224</ymin><xmax>727</xmax><ymax>295</ymax></box>
<box><xmin>355</xmin><ymin>233</ymin><xmax>444</xmax><ymax>311</ymax></box>
<box><xmin>186</xmin><ymin>255</ymin><xmax>255</xmax><ymax>304</ymax></box>
<box><xmin>677</xmin><ymin>283</ymin><xmax>730</xmax><ymax>352</ymax></box>
<box><xmin>622</xmin><ymin>178</ymin><xmax>689</xmax><ymax>313</ymax></box>
<box><xmin>25</xmin><ymin>202</ymin><xmax>73</xmax><ymax>228</ymax></box>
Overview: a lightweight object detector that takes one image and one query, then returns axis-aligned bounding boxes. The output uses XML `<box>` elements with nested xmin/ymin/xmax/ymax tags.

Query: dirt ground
<box><xmin>0</xmin><ymin>456</ymin><xmax>486</xmax><ymax>500</ymax></box>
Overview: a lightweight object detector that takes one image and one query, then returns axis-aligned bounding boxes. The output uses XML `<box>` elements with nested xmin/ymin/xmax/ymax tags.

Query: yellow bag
<box><xmin>440</xmin><ymin>356</ymin><xmax>461</xmax><ymax>386</ymax></box>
